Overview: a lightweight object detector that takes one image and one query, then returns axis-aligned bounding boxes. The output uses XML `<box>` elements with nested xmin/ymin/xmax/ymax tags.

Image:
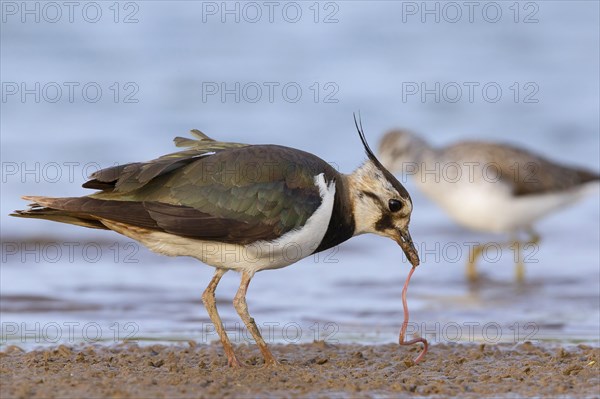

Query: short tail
<box><xmin>577</xmin><ymin>168</ymin><xmax>600</xmax><ymax>185</ymax></box>
<box><xmin>11</xmin><ymin>196</ymin><xmax>108</xmax><ymax>230</ymax></box>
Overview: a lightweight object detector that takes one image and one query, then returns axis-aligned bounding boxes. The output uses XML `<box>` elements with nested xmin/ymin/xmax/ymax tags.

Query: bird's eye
<box><xmin>388</xmin><ymin>199</ymin><xmax>403</xmax><ymax>212</ymax></box>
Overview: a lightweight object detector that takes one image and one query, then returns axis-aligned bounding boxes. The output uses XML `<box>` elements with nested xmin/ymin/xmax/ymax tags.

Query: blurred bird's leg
<box><xmin>514</xmin><ymin>227</ymin><xmax>540</xmax><ymax>283</ymax></box>
<box><xmin>511</xmin><ymin>238</ymin><xmax>525</xmax><ymax>283</ymax></box>
<box><xmin>468</xmin><ymin>229</ymin><xmax>539</xmax><ymax>283</ymax></box>
<box><xmin>202</xmin><ymin>268</ymin><xmax>243</xmax><ymax>368</ymax></box>
<box><xmin>526</xmin><ymin>227</ymin><xmax>541</xmax><ymax>245</ymax></box>
<box><xmin>233</xmin><ymin>271</ymin><xmax>279</xmax><ymax>367</ymax></box>
<box><xmin>466</xmin><ymin>244</ymin><xmax>484</xmax><ymax>282</ymax></box>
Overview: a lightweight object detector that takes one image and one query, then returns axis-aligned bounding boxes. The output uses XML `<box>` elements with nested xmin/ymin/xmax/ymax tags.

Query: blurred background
<box><xmin>1</xmin><ymin>1</ymin><xmax>599</xmax><ymax>348</ymax></box>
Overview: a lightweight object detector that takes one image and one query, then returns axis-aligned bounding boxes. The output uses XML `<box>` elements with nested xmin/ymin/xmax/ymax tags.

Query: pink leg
<box><xmin>201</xmin><ymin>268</ymin><xmax>243</xmax><ymax>367</ymax></box>
<box><xmin>233</xmin><ymin>271</ymin><xmax>279</xmax><ymax>366</ymax></box>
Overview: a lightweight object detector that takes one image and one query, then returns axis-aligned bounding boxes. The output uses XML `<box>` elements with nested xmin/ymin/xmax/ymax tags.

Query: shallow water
<box><xmin>2</xmin><ymin>192</ymin><xmax>598</xmax><ymax>349</ymax></box>
<box><xmin>1</xmin><ymin>2</ymin><xmax>599</xmax><ymax>350</ymax></box>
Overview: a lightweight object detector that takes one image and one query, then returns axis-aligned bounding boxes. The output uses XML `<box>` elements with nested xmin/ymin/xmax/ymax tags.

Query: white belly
<box><xmin>101</xmin><ymin>173</ymin><xmax>336</xmax><ymax>274</ymax></box>
<box><xmin>416</xmin><ymin>177</ymin><xmax>597</xmax><ymax>233</ymax></box>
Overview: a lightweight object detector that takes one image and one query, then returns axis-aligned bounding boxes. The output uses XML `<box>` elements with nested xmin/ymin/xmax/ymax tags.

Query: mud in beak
<box><xmin>397</xmin><ymin>228</ymin><xmax>420</xmax><ymax>267</ymax></box>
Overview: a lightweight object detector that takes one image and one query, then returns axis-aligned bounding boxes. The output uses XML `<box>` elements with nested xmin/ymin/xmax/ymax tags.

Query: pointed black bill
<box><xmin>397</xmin><ymin>228</ymin><xmax>420</xmax><ymax>267</ymax></box>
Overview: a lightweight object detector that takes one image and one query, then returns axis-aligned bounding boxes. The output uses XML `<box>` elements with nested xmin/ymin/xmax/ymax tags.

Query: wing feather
<box><xmin>83</xmin><ymin>130</ymin><xmax>250</xmax><ymax>193</ymax></box>
<box><xmin>19</xmin><ymin>132</ymin><xmax>339</xmax><ymax>245</ymax></box>
<box><xmin>444</xmin><ymin>142</ymin><xmax>600</xmax><ymax>196</ymax></box>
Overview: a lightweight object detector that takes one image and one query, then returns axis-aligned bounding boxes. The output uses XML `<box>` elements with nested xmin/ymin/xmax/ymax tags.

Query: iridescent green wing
<box><xmin>87</xmin><ymin>135</ymin><xmax>336</xmax><ymax>244</ymax></box>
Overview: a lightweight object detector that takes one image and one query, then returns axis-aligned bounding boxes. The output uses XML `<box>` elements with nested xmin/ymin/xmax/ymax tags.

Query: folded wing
<box><xmin>14</xmin><ymin>131</ymin><xmax>337</xmax><ymax>245</ymax></box>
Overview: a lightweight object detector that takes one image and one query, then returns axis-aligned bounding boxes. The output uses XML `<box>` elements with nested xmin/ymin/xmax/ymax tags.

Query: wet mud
<box><xmin>1</xmin><ymin>342</ymin><xmax>598</xmax><ymax>398</ymax></box>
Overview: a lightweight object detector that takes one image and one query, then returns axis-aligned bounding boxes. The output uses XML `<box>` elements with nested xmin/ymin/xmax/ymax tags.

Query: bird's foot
<box><xmin>227</xmin><ymin>355</ymin><xmax>246</xmax><ymax>368</ymax></box>
<box><xmin>261</xmin><ymin>357</ymin><xmax>280</xmax><ymax>368</ymax></box>
<box><xmin>257</xmin><ymin>345</ymin><xmax>280</xmax><ymax>368</ymax></box>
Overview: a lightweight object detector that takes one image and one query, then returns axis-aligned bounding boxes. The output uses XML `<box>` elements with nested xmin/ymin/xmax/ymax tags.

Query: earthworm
<box><xmin>399</xmin><ymin>265</ymin><xmax>428</xmax><ymax>364</ymax></box>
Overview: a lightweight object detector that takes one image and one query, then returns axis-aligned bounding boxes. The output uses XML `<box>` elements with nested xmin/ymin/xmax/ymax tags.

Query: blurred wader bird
<box><xmin>378</xmin><ymin>130</ymin><xmax>599</xmax><ymax>282</ymax></box>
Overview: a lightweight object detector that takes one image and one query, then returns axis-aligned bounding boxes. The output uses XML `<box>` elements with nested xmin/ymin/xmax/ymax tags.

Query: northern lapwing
<box><xmin>378</xmin><ymin>129</ymin><xmax>599</xmax><ymax>282</ymax></box>
<box><xmin>12</xmin><ymin>117</ymin><xmax>420</xmax><ymax>367</ymax></box>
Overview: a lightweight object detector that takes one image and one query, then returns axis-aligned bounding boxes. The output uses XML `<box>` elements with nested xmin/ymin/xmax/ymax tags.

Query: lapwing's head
<box><xmin>349</xmin><ymin>117</ymin><xmax>420</xmax><ymax>267</ymax></box>
<box><xmin>377</xmin><ymin>129</ymin><xmax>428</xmax><ymax>173</ymax></box>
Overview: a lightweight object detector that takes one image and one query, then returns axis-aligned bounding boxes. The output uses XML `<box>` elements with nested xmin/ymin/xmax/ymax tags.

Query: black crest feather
<box><xmin>354</xmin><ymin>112</ymin><xmax>380</xmax><ymax>165</ymax></box>
<box><xmin>353</xmin><ymin>112</ymin><xmax>411</xmax><ymax>200</ymax></box>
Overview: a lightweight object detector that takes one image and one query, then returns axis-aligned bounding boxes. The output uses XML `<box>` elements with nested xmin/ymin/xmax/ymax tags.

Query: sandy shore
<box><xmin>1</xmin><ymin>341</ymin><xmax>598</xmax><ymax>398</ymax></box>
